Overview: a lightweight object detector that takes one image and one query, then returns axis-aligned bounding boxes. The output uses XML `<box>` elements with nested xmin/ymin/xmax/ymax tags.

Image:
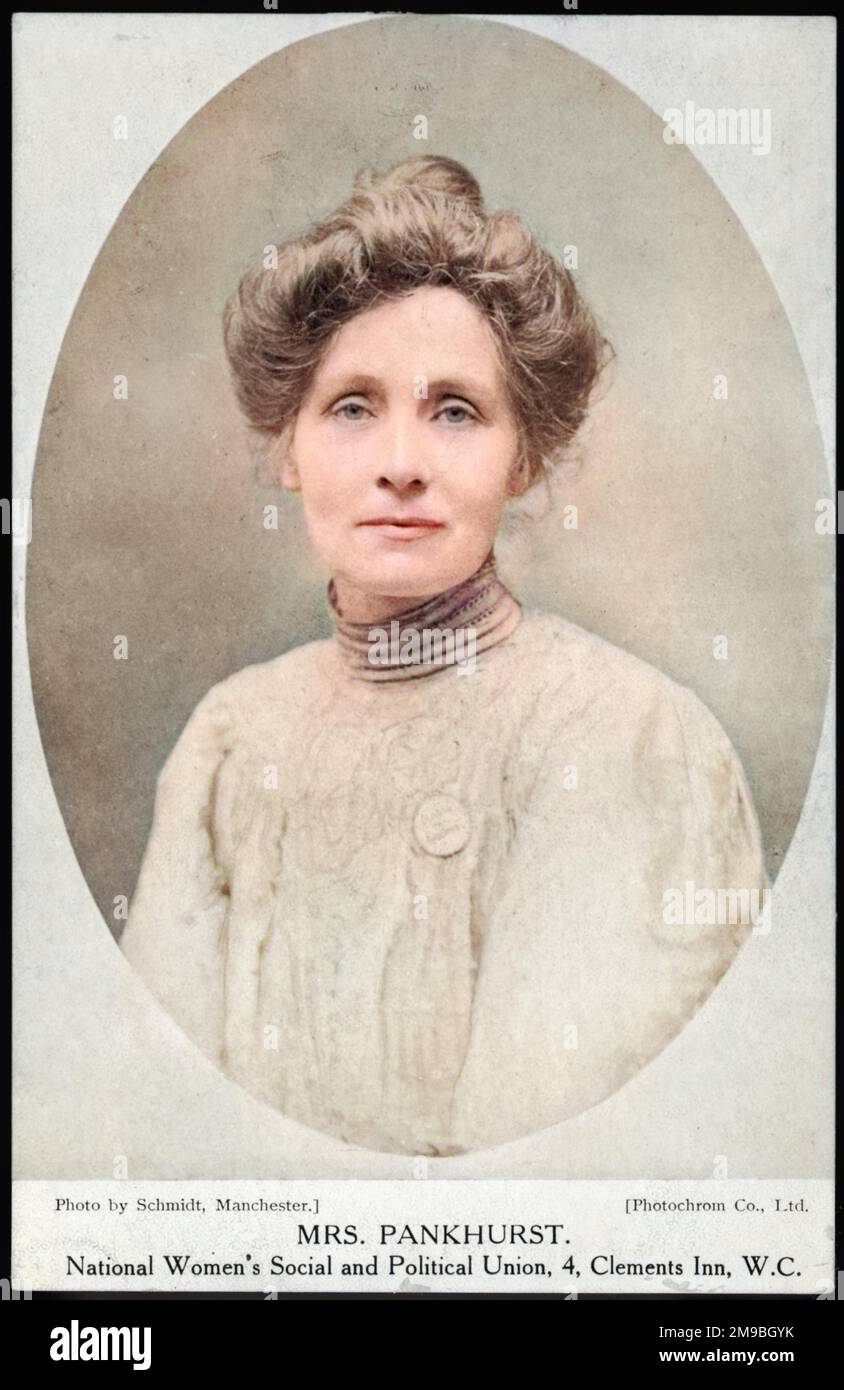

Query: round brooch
<box><xmin>412</xmin><ymin>794</ymin><xmax>471</xmax><ymax>857</ymax></box>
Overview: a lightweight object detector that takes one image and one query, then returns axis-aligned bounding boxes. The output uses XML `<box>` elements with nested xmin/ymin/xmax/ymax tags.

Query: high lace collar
<box><xmin>327</xmin><ymin>552</ymin><xmax>522</xmax><ymax>682</ymax></box>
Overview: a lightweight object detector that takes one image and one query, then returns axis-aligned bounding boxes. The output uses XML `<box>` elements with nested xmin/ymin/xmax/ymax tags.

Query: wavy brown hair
<box><xmin>223</xmin><ymin>154</ymin><xmax>610</xmax><ymax>490</ymax></box>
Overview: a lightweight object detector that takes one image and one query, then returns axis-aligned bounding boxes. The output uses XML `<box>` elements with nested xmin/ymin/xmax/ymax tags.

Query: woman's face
<box><xmin>283</xmin><ymin>285</ymin><xmax>523</xmax><ymax>621</ymax></box>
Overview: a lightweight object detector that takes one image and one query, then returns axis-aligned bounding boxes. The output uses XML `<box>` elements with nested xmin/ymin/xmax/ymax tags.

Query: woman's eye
<box><xmin>437</xmin><ymin>401</ymin><xmax>475</xmax><ymax>425</ymax></box>
<box><xmin>330</xmin><ymin>399</ymin><xmax>476</xmax><ymax>424</ymax></box>
<box><xmin>332</xmin><ymin>399</ymin><xmax>371</xmax><ymax>421</ymax></box>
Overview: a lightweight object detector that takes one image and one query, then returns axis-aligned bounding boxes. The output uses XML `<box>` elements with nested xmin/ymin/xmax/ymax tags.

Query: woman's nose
<box><xmin>375</xmin><ymin>421</ymin><xmax>432</xmax><ymax>491</ymax></box>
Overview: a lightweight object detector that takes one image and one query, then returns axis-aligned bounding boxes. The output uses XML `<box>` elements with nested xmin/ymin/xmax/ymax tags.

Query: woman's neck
<box><xmin>327</xmin><ymin>551</ymin><xmax>523</xmax><ymax>682</ymax></box>
<box><xmin>328</xmin><ymin>576</ymin><xmax>438</xmax><ymax>624</ymax></box>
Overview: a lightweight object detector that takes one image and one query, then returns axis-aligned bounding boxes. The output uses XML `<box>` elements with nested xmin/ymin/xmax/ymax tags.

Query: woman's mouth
<box><xmin>358</xmin><ymin>517</ymin><xmax>446</xmax><ymax>541</ymax></box>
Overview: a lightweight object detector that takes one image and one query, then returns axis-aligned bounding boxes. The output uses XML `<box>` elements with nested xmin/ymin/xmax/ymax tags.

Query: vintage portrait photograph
<box><xmin>12</xmin><ymin>9</ymin><xmax>834</xmax><ymax>1302</ymax></box>
<box><xmin>119</xmin><ymin>149</ymin><xmax>771</xmax><ymax>1158</ymax></box>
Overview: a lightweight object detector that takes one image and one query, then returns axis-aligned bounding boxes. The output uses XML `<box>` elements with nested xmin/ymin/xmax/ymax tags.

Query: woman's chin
<box><xmin>344</xmin><ymin>553</ymin><xmax>467</xmax><ymax>600</ymax></box>
<box><xmin>339</xmin><ymin>534</ymin><xmax>493</xmax><ymax>599</ymax></box>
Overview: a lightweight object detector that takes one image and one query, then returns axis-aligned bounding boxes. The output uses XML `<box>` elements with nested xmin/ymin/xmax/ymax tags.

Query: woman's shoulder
<box><xmin>200</xmin><ymin>636</ymin><xmax>329</xmax><ymax>709</ymax></box>
<box><xmin>511</xmin><ymin>606</ymin><xmax>737</xmax><ymax>760</ymax></box>
<box><xmin>158</xmin><ymin>638</ymin><xmax>331</xmax><ymax>777</ymax></box>
<box><xmin>512</xmin><ymin>607</ymin><xmax>765</xmax><ymax>868</ymax></box>
<box><xmin>512</xmin><ymin>605</ymin><xmax>686</xmax><ymax>699</ymax></box>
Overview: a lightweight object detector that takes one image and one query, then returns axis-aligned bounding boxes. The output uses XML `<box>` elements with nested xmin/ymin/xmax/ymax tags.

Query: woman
<box><xmin>121</xmin><ymin>155</ymin><xmax>768</xmax><ymax>1157</ymax></box>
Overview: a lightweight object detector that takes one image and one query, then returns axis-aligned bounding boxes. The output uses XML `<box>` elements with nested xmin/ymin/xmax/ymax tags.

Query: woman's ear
<box><xmin>280</xmin><ymin>453</ymin><xmax>301</xmax><ymax>491</ymax></box>
<box><xmin>506</xmin><ymin>448</ymin><xmax>533</xmax><ymax>499</ymax></box>
<box><xmin>275</xmin><ymin>426</ymin><xmax>301</xmax><ymax>491</ymax></box>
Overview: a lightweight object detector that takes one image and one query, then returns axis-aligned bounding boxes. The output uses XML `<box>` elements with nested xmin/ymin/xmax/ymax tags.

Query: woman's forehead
<box><xmin>311</xmin><ymin>287</ymin><xmax>506</xmax><ymax>391</ymax></box>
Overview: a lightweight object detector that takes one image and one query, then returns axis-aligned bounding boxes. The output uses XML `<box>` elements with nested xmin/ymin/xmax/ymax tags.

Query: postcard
<box><xmin>11</xmin><ymin>10</ymin><xmax>835</xmax><ymax>1303</ymax></box>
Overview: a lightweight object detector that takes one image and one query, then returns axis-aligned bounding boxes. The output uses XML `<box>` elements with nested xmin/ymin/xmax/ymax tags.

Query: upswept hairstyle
<box><xmin>223</xmin><ymin>154</ymin><xmax>610</xmax><ymax>490</ymax></box>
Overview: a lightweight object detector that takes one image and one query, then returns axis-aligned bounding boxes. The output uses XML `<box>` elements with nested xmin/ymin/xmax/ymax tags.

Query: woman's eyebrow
<box><xmin>426</xmin><ymin>375</ymin><xmax>501</xmax><ymax>403</ymax></box>
<box><xmin>319</xmin><ymin>372</ymin><xmax>497</xmax><ymax>404</ymax></box>
<box><xmin>319</xmin><ymin>372</ymin><xmax>384</xmax><ymax>400</ymax></box>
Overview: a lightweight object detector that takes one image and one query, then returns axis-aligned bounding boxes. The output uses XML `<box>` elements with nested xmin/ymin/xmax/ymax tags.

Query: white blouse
<box><xmin>120</xmin><ymin>604</ymin><xmax>768</xmax><ymax>1156</ymax></box>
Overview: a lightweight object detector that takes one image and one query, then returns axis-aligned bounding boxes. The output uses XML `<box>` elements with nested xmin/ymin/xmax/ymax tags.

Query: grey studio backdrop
<box><xmin>27</xmin><ymin>15</ymin><xmax>831</xmax><ymax>949</ymax></box>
